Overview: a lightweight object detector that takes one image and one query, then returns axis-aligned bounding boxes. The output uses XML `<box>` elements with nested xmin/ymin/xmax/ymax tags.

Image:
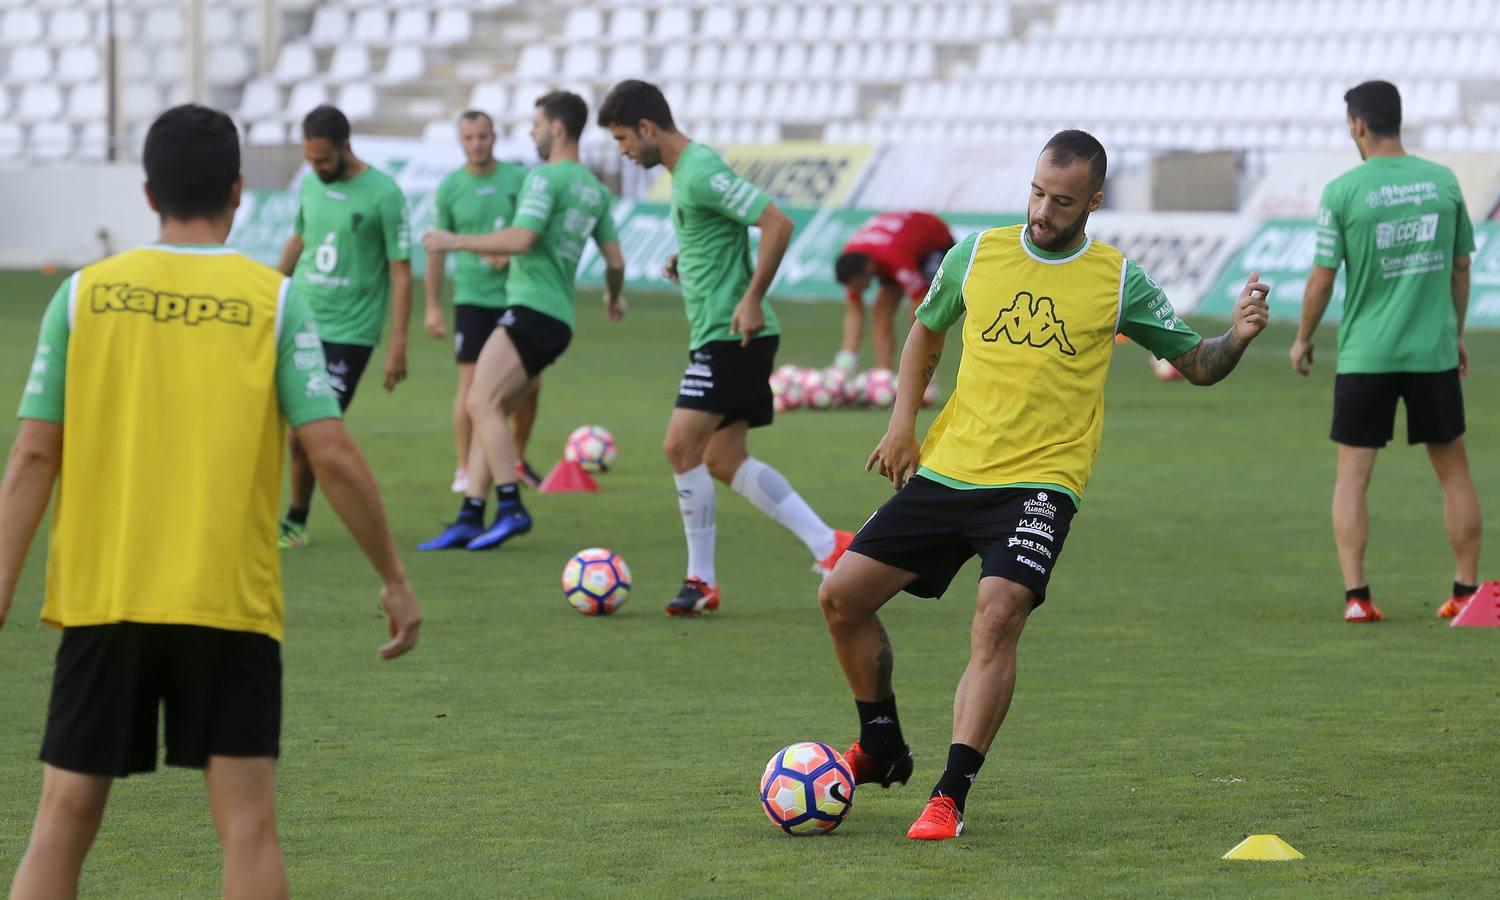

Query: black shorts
<box><xmin>41</xmin><ymin>623</ymin><xmax>282</xmax><ymax>778</ymax></box>
<box><xmin>454</xmin><ymin>303</ymin><xmax>506</xmax><ymax>364</ymax></box>
<box><xmin>848</xmin><ymin>476</ymin><xmax>1077</xmax><ymax>605</ymax></box>
<box><xmin>321</xmin><ymin>341</ymin><xmax>374</xmax><ymax>411</ymax></box>
<box><xmin>1332</xmin><ymin>369</ymin><xmax>1465</xmax><ymax>447</ymax></box>
<box><xmin>500</xmin><ymin>305</ymin><xmax>572</xmax><ymax>378</ymax></box>
<box><xmin>675</xmin><ymin>335</ymin><xmax>779</xmax><ymax>429</ymax></box>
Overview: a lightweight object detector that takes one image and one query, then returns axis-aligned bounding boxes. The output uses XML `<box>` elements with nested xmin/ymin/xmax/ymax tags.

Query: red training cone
<box><xmin>1451</xmin><ymin>581</ymin><xmax>1500</xmax><ymax>628</ymax></box>
<box><xmin>538</xmin><ymin>458</ymin><xmax>599</xmax><ymax>493</ymax></box>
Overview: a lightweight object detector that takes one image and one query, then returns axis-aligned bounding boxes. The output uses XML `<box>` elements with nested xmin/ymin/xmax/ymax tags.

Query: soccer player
<box><xmin>819</xmin><ymin>131</ymin><xmax>1270</xmax><ymax>840</ymax></box>
<box><xmin>1290</xmin><ymin>81</ymin><xmax>1481</xmax><ymax>623</ymax></box>
<box><xmin>419</xmin><ymin>91</ymin><xmax>627</xmax><ymax>551</ymax></box>
<box><xmin>423</xmin><ymin>109</ymin><xmax>543</xmax><ymax>492</ymax></box>
<box><xmin>833</xmin><ymin>211</ymin><xmax>955</xmax><ymax>372</ymax></box>
<box><xmin>597</xmin><ymin>80</ymin><xmax>854</xmax><ymax>616</ymax></box>
<box><xmin>0</xmin><ymin>105</ymin><xmax>421</xmax><ymax>898</ymax></box>
<box><xmin>276</xmin><ymin>104</ymin><xmax>413</xmax><ymax>548</ymax></box>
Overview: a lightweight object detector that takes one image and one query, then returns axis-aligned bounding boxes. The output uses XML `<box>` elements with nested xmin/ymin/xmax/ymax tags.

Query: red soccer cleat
<box><xmin>1437</xmin><ymin>594</ymin><xmax>1472</xmax><ymax>619</ymax></box>
<box><xmin>843</xmin><ymin>741</ymin><xmax>913</xmax><ymax>788</ymax></box>
<box><xmin>814</xmin><ymin>530</ymin><xmax>856</xmax><ymax>579</ymax></box>
<box><xmin>665</xmin><ymin>578</ymin><xmax>720</xmax><ymax>617</ymax></box>
<box><xmin>1344</xmin><ymin>598</ymin><xmax>1384</xmax><ymax>623</ymax></box>
<box><xmin>907</xmin><ymin>795</ymin><xmax>964</xmax><ymax>840</ymax></box>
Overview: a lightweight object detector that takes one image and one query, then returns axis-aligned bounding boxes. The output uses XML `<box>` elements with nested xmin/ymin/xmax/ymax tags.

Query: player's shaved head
<box><xmin>457</xmin><ymin>109</ymin><xmax>496</xmax><ymax>168</ymax></box>
<box><xmin>1028</xmin><ymin>131</ymin><xmax>1106</xmax><ymax>252</ymax></box>
<box><xmin>1041</xmin><ymin>130</ymin><xmax>1107</xmax><ymax>193</ymax></box>
<box><xmin>143</xmin><ymin>104</ymin><xmax>241</xmax><ymax>222</ymax></box>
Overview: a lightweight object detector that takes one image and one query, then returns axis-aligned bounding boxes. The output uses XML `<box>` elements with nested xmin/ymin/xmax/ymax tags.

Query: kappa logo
<box><xmin>1016</xmin><ymin>555</ymin><xmax>1046</xmax><ymax>574</ymax></box>
<box><xmin>981</xmin><ymin>292</ymin><xmax>1076</xmax><ymax>356</ymax></box>
<box><xmin>92</xmin><ymin>283</ymin><xmax>251</xmax><ymax>327</ymax></box>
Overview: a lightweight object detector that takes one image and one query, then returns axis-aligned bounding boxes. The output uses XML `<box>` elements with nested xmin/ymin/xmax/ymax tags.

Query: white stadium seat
<box><xmin>55</xmin><ymin>45</ymin><xmax>100</xmax><ymax>83</ymax></box>
<box><xmin>206</xmin><ymin>46</ymin><xmax>253</xmax><ymax>87</ymax></box>
<box><xmin>562</xmin><ymin>45</ymin><xmax>601</xmax><ymax>78</ymax></box>
<box><xmin>352</xmin><ymin>9</ymin><xmax>389</xmax><ymax>45</ymax></box>
<box><xmin>469</xmin><ymin>81</ymin><xmax>509</xmax><ymax>113</ymax></box>
<box><xmin>0</xmin><ymin>9</ymin><xmax>43</xmax><ymax>44</ymax></box>
<box><xmin>691</xmin><ymin>44</ymin><xmax>722</xmax><ymax>78</ymax></box>
<box><xmin>7</xmin><ymin>46</ymin><xmax>53</xmax><ymax>82</ymax></box>
<box><xmin>77</xmin><ymin>121</ymin><xmax>108</xmax><ymax>160</ymax></box>
<box><xmin>722</xmin><ymin>43</ymin><xmax>749</xmax><ymax>76</ymax></box>
<box><xmin>309</xmin><ymin>8</ymin><xmax>349</xmax><ymax>46</ymax></box>
<box><xmin>608</xmin><ymin>45</ymin><xmax>646</xmax><ymax>79</ymax></box>
<box><xmin>203</xmin><ymin>8</ymin><xmax>235</xmax><ymax>44</ymax></box>
<box><xmin>154</xmin><ymin>46</ymin><xmax>186</xmax><ymax>83</ymax></box>
<box><xmin>329</xmin><ymin>45</ymin><xmax>372</xmax><ymax>81</ymax></box>
<box><xmin>659</xmin><ymin>44</ymin><xmax>690</xmax><ymax>77</ymax></box>
<box><xmin>65</xmin><ymin>82</ymin><xmax>105</xmax><ymax>121</ymax></box>
<box><xmin>47</xmin><ymin>9</ymin><xmax>92</xmax><ymax>43</ymax></box>
<box><xmin>392</xmin><ymin>9</ymin><xmax>430</xmax><ymax>44</ymax></box>
<box><xmin>701</xmin><ymin>6</ymin><xmax>737</xmax><ymax>38</ymax></box>
<box><xmin>247</xmin><ymin>120</ymin><xmax>288</xmax><ymax>146</ymax></box>
<box><xmin>563</xmin><ymin>7</ymin><xmax>604</xmax><ymax>40</ymax></box>
<box><xmin>421</xmin><ymin>119</ymin><xmax>452</xmax><ymax>144</ymax></box>
<box><xmin>337</xmin><ymin>83</ymin><xmax>377</xmax><ymax>122</ymax></box>
<box><xmin>238</xmin><ymin>80</ymin><xmax>282</xmax><ymax>122</ymax></box>
<box><xmin>15</xmin><ymin>84</ymin><xmax>62</xmax><ymax>123</ymax></box>
<box><xmin>0</xmin><ymin>121</ymin><xmax>20</xmax><ymax>159</ymax></box>
<box><xmin>382</xmin><ymin>45</ymin><xmax>425</xmax><ymax>83</ymax></box>
<box><xmin>608</xmin><ymin>8</ymin><xmax>647</xmax><ymax>41</ymax></box>
<box><xmin>274</xmin><ymin>43</ymin><xmax>317</xmax><ymax>84</ymax></box>
<box><xmin>431</xmin><ymin>10</ymin><xmax>472</xmax><ymax>44</ymax></box>
<box><xmin>654</xmin><ymin>7</ymin><xmax>691</xmax><ymax>40</ymax></box>
<box><xmin>29</xmin><ymin>121</ymin><xmax>75</xmax><ymax>160</ymax></box>
<box><xmin>516</xmin><ymin>45</ymin><xmax>554</xmax><ymax>79</ymax></box>
<box><xmin>287</xmin><ymin>81</ymin><xmax>330</xmax><ymax>120</ymax></box>
<box><xmin>121</xmin><ymin>83</ymin><xmax>163</xmax><ymax>120</ymax></box>
<box><xmin>142</xmin><ymin>8</ymin><xmax>183</xmax><ymax>42</ymax></box>
<box><xmin>0</xmin><ymin>85</ymin><xmax>8</xmax><ymax>118</ymax></box>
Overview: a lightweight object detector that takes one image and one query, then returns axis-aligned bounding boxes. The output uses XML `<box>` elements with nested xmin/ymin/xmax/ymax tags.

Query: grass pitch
<box><xmin>1</xmin><ymin>268</ymin><xmax>1497</xmax><ymax>897</ymax></box>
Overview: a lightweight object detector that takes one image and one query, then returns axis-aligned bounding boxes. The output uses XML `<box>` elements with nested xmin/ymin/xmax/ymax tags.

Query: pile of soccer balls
<box><xmin>769</xmin><ymin>364</ymin><xmax>939</xmax><ymax>414</ymax></box>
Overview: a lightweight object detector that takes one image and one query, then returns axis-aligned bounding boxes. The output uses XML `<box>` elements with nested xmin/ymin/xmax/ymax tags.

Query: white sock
<box><xmin>731</xmin><ymin>457</ymin><xmax>837</xmax><ymax>560</ymax></box>
<box><xmin>674</xmin><ymin>464</ymin><xmax>717</xmax><ymax>584</ymax></box>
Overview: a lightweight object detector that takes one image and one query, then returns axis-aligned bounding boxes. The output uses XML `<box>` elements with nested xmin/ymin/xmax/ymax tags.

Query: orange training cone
<box><xmin>539</xmin><ymin>458</ymin><xmax>598</xmax><ymax>493</ymax></box>
<box><xmin>1452</xmin><ymin>581</ymin><xmax>1500</xmax><ymax>628</ymax></box>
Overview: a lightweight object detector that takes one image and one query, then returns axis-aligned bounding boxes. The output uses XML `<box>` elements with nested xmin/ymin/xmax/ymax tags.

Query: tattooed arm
<box><xmin>1171</xmin><ymin>271</ymin><xmax>1270</xmax><ymax>386</ymax></box>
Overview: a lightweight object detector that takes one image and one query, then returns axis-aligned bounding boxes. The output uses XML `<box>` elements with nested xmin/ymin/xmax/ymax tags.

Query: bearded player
<box><xmin>819</xmin><ymin>131</ymin><xmax>1271</xmax><ymax>840</ymax></box>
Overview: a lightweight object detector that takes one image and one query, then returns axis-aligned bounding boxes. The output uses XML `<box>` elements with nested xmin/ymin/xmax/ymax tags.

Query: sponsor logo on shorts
<box><xmin>1023</xmin><ymin>493</ymin><xmax>1057</xmax><ymax>520</ymax></box>
<box><xmin>1008</xmin><ymin>536</ymin><xmax>1054</xmax><ymax>560</ymax></box>
<box><xmin>500</xmin><ymin>309</ymin><xmax>517</xmax><ymax>328</ymax></box>
<box><xmin>1016</xmin><ymin>555</ymin><xmax>1047</xmax><ymax>574</ymax></box>
<box><xmin>1016</xmin><ymin>517</ymin><xmax>1054</xmax><ymax>540</ymax></box>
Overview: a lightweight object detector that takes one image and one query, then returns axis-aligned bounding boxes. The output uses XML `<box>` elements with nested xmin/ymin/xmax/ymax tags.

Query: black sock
<box><xmin>286</xmin><ymin>507</ymin><xmax>309</xmax><ymax>527</ymax></box>
<box><xmin>495</xmin><ymin>483</ymin><xmax>521</xmax><ymax>509</ymax></box>
<box><xmin>458</xmin><ymin>497</ymin><xmax>485</xmax><ymax>525</ymax></box>
<box><xmin>1345</xmin><ymin>586</ymin><xmax>1371</xmax><ymax>602</ymax></box>
<box><xmin>1454</xmin><ymin>581</ymin><xmax>1477</xmax><ymax>599</ymax></box>
<box><xmin>855</xmin><ymin>695</ymin><xmax>906</xmax><ymax>758</ymax></box>
<box><xmin>931</xmin><ymin>743</ymin><xmax>986</xmax><ymax>813</ymax></box>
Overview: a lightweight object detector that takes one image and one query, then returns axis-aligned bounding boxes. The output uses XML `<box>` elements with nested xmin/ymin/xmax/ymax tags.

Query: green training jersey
<box><xmin>669</xmin><ymin>142</ymin><xmax>780</xmax><ymax>350</ymax></box>
<box><xmin>292</xmin><ymin>166</ymin><xmax>411</xmax><ymax>347</ymax></box>
<box><xmin>506</xmin><ymin>160</ymin><xmax>618</xmax><ymax>330</ymax></box>
<box><xmin>1314</xmin><ymin>155</ymin><xmax>1475</xmax><ymax>374</ymax></box>
<box><xmin>434</xmin><ymin>163</ymin><xmax>526</xmax><ymax>308</ymax></box>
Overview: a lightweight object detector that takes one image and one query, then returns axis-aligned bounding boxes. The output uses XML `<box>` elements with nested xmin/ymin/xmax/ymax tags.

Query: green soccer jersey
<box><xmin>292</xmin><ymin>167</ymin><xmax>411</xmax><ymax>347</ymax></box>
<box><xmin>1314</xmin><ymin>155</ymin><xmax>1475</xmax><ymax>374</ymax></box>
<box><xmin>505</xmin><ymin>160</ymin><xmax>618</xmax><ymax>330</ymax></box>
<box><xmin>434</xmin><ymin>163</ymin><xmax>526</xmax><ymax>308</ymax></box>
<box><xmin>670</xmin><ymin>142</ymin><xmax>780</xmax><ymax>350</ymax></box>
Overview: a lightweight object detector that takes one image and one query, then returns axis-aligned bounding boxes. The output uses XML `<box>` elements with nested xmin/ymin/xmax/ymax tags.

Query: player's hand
<box><xmin>730</xmin><ymin>299</ymin><xmax>765</xmax><ymax>347</ymax></box>
<box><xmin>1232</xmin><ymin>271</ymin><xmax>1270</xmax><ymax>343</ymax></box>
<box><xmin>605</xmin><ymin>293</ymin><xmax>627</xmax><ymax>321</ymax></box>
<box><xmin>662</xmin><ymin>254</ymin><xmax>680</xmax><ymax>284</ymax></box>
<box><xmin>866</xmin><ymin>424</ymin><xmax>920</xmax><ymax>491</ymax></box>
<box><xmin>1290</xmin><ymin>338</ymin><xmax>1314</xmax><ymax>376</ymax></box>
<box><xmin>482</xmin><ymin>254</ymin><xmax>510</xmax><ymax>271</ymax></box>
<box><xmin>1458</xmin><ymin>338</ymin><xmax>1469</xmax><ymax>378</ymax></box>
<box><xmin>423</xmin><ymin>306</ymin><xmax>447</xmax><ymax>339</ymax></box>
<box><xmin>383</xmin><ymin>345</ymin><xmax>408</xmax><ymax>391</ymax></box>
<box><xmin>423</xmin><ymin>230</ymin><xmax>458</xmax><ymax>253</ymax></box>
<box><xmin>378</xmin><ymin>578</ymin><xmax>422</xmax><ymax>660</ymax></box>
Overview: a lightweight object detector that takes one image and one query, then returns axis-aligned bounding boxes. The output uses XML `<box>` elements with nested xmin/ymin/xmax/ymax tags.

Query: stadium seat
<box><xmin>608</xmin><ymin>8</ymin><xmax>648</xmax><ymax>41</ymax></box>
<box><xmin>309</xmin><ymin>8</ymin><xmax>349</xmax><ymax>46</ymax></box>
<box><xmin>0</xmin><ymin>121</ymin><xmax>20</xmax><ymax>159</ymax></box>
<box><xmin>15</xmin><ymin>84</ymin><xmax>61</xmax><ymax>122</ymax></box>
<box><xmin>55</xmin><ymin>45</ymin><xmax>101</xmax><ymax>84</ymax></box>
<box><xmin>854</xmin><ymin>4</ymin><xmax>884</xmax><ymax>39</ymax></box>
<box><xmin>391</xmin><ymin>9</ymin><xmax>431</xmax><ymax>44</ymax></box>
<box><xmin>562</xmin><ymin>45</ymin><xmax>600</xmax><ymax>78</ymax></box>
<box><xmin>742</xmin><ymin>6</ymin><xmax>770</xmax><ymax>38</ymax></box>
<box><xmin>351</xmin><ymin>9</ymin><xmax>390</xmax><ymax>44</ymax></box>
<box><xmin>121</xmin><ymin>83</ymin><xmax>163</xmax><ymax>121</ymax></box>
<box><xmin>155</xmin><ymin>46</ymin><xmax>186</xmax><ymax>83</ymax></box>
<box><xmin>203</xmin><ymin>7</ymin><xmax>235</xmax><ymax>44</ymax></box>
<box><xmin>608</xmin><ymin>44</ymin><xmax>646</xmax><ymax>78</ymax></box>
<box><xmin>420</xmin><ymin>119</ymin><xmax>451</xmax><ymax>143</ymax></box>
<box><xmin>654</xmin><ymin>7</ymin><xmax>691</xmax><ymax>41</ymax></box>
<box><xmin>29</xmin><ymin>121</ymin><xmax>74</xmax><ymax>160</ymax></box>
<box><xmin>563</xmin><ymin>7</ymin><xmax>604</xmax><ymax>41</ymax></box>
<box><xmin>516</xmin><ymin>45</ymin><xmax>554</xmax><ymax>78</ymax></box>
<box><xmin>142</xmin><ymin>8</ymin><xmax>183</xmax><ymax>43</ymax></box>
<box><xmin>65</xmin><ymin>82</ymin><xmax>104</xmax><ymax>121</ymax></box>
<box><xmin>769</xmin><ymin>4</ymin><xmax>798</xmax><ymax>38</ymax></box>
<box><xmin>77</xmin><ymin>120</ymin><xmax>107</xmax><ymax>160</ymax></box>
<box><xmin>469</xmin><ymin>81</ymin><xmax>509</xmax><ymax>113</ymax></box>
<box><xmin>207</xmin><ymin>46</ymin><xmax>253</xmax><ymax>87</ymax></box>
<box><xmin>659</xmin><ymin>44</ymin><xmax>690</xmax><ymax>77</ymax></box>
<box><xmin>47</xmin><ymin>9</ymin><xmax>91</xmax><ymax>43</ymax></box>
<box><xmin>274</xmin><ymin>43</ymin><xmax>317</xmax><ymax>84</ymax></box>
<box><xmin>329</xmin><ymin>45</ymin><xmax>372</xmax><ymax>82</ymax></box>
<box><xmin>247</xmin><ymin>119</ymin><xmax>288</xmax><ymax>146</ymax></box>
<box><xmin>287</xmin><ymin>81</ymin><xmax>330</xmax><ymax>121</ymax></box>
<box><xmin>380</xmin><ymin>44</ymin><xmax>424</xmax><ymax>83</ymax></box>
<box><xmin>338</xmin><ymin>83</ymin><xmax>378</xmax><ymax>122</ymax></box>
<box><xmin>722</xmin><ymin>44</ymin><xmax>749</xmax><ymax>76</ymax></box>
<box><xmin>6</xmin><ymin>46</ymin><xmax>52</xmax><ymax>82</ymax></box>
<box><xmin>238</xmin><ymin>79</ymin><xmax>282</xmax><ymax>122</ymax></box>
<box><xmin>701</xmin><ymin>6</ymin><xmax>737</xmax><ymax>38</ymax></box>
<box><xmin>778</xmin><ymin>45</ymin><xmax>808</xmax><ymax>77</ymax></box>
<box><xmin>691</xmin><ymin>44</ymin><xmax>722</xmax><ymax>78</ymax></box>
<box><xmin>0</xmin><ymin>9</ymin><xmax>43</xmax><ymax>45</ymax></box>
<box><xmin>431</xmin><ymin>10</ymin><xmax>472</xmax><ymax>44</ymax></box>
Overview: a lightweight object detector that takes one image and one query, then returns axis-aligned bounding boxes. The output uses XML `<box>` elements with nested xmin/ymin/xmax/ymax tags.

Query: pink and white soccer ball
<box><xmin>847</xmin><ymin>371</ymin><xmax>870</xmax><ymax>407</ymax></box>
<box><xmin>798</xmin><ymin>368</ymin><xmax>836</xmax><ymax>410</ymax></box>
<box><xmin>820</xmin><ymin>368</ymin><xmax>849</xmax><ymax>406</ymax></box>
<box><xmin>770</xmin><ymin>372</ymin><xmax>802</xmax><ymax>412</ymax></box>
<box><xmin>564</xmin><ymin>425</ymin><xmax>618</xmax><ymax>472</ymax></box>
<box><xmin>561</xmin><ymin>548</ymin><xmax>631</xmax><ymax>615</ymax></box>
<box><xmin>864</xmin><ymin>368</ymin><xmax>897</xmax><ymax>408</ymax></box>
<box><xmin>774</xmin><ymin>363</ymin><xmax>801</xmax><ymax>383</ymax></box>
<box><xmin>759</xmin><ymin>742</ymin><xmax>855</xmax><ymax>835</ymax></box>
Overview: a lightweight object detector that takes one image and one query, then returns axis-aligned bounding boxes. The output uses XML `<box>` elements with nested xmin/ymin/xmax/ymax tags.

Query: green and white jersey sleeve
<box><xmin>1117</xmin><ymin>260</ymin><xmax>1202</xmax><ymax>360</ymax></box>
<box><xmin>505</xmin><ymin>161</ymin><xmax>615</xmax><ymax>329</ymax></box>
<box><xmin>16</xmin><ymin>276</ymin><xmax>72</xmax><ymax>422</ymax></box>
<box><xmin>276</xmin><ymin>284</ymin><xmax>342</xmax><ymax>427</ymax></box>
<box><xmin>1313</xmin><ymin>181</ymin><xmax>1345</xmax><ymax>269</ymax></box>
<box><xmin>913</xmin><ymin>234</ymin><xmax>977</xmax><ymax>333</ymax></box>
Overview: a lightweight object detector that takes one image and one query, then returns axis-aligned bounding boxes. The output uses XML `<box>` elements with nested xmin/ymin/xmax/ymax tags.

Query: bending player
<box><xmin>419</xmin><ymin>91</ymin><xmax>626</xmax><ymax>551</ymax></box>
<box><xmin>819</xmin><ymin>131</ymin><xmax>1270</xmax><ymax>840</ymax></box>
<box><xmin>598</xmin><ymin>80</ymin><xmax>853</xmax><ymax>616</ymax></box>
<box><xmin>423</xmin><ymin>109</ymin><xmax>544</xmax><ymax>491</ymax></box>
<box><xmin>833</xmin><ymin>211</ymin><xmax>955</xmax><ymax>373</ymax></box>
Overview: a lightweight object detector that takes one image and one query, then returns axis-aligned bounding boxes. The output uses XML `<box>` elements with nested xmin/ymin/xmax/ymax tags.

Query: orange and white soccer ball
<box><xmin>561</xmin><ymin>548</ymin><xmax>631</xmax><ymax>615</ymax></box>
<box><xmin>564</xmin><ymin>425</ymin><xmax>618</xmax><ymax>472</ymax></box>
<box><xmin>759</xmin><ymin>742</ymin><xmax>855</xmax><ymax>835</ymax></box>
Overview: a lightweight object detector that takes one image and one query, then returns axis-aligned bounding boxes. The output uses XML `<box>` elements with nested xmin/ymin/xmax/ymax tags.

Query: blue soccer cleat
<box><xmin>466</xmin><ymin>508</ymin><xmax>532</xmax><ymax>551</ymax></box>
<box><xmin>417</xmin><ymin>520</ymin><xmax>484</xmax><ymax>551</ymax></box>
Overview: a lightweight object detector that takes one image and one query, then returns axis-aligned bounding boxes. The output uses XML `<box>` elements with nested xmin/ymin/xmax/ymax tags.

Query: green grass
<box><xmin>1</xmin><ymin>269</ymin><xmax>1497</xmax><ymax>897</ymax></box>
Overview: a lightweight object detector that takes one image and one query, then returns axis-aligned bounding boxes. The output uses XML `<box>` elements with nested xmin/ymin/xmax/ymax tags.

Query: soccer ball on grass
<box><xmin>561</xmin><ymin>548</ymin><xmax>631</xmax><ymax>615</ymax></box>
<box><xmin>759</xmin><ymin>742</ymin><xmax>855</xmax><ymax>835</ymax></box>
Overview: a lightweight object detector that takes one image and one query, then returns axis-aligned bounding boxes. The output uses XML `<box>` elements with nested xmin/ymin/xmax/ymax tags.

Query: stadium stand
<box><xmin>2</xmin><ymin>0</ymin><xmax>1498</xmax><ymax>162</ymax></box>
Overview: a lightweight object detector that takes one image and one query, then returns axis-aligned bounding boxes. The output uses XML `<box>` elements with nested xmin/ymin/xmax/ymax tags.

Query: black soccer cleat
<box><xmin>843</xmin><ymin>741</ymin><xmax>914</xmax><ymax>788</ymax></box>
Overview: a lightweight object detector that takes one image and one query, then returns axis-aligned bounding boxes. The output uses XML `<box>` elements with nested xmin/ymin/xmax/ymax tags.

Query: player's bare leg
<box><xmin>10</xmin><ymin>765</ymin><xmax>112</xmax><ymax>900</ymax></box>
<box><xmin>838</xmin><ymin>297</ymin><xmax>865</xmax><ymax>371</ymax></box>
<box><xmin>663</xmin><ymin>408</ymin><xmax>725</xmax><ymax>614</ymax></box>
<box><xmin>452</xmin><ymin>362</ymin><xmax>476</xmax><ymax>486</ymax></box>
<box><xmin>510</xmin><ymin>378</ymin><xmax>542</xmax><ymax>485</ymax></box>
<box><xmin>871</xmin><ymin>284</ymin><xmax>903</xmax><ymax>371</ymax></box>
<box><xmin>1429</xmin><ymin>437</ymin><xmax>1482</xmax><ymax>616</ymax></box>
<box><xmin>205</xmin><ymin>756</ymin><xmax>288</xmax><ymax>900</ymax></box>
<box><xmin>461</xmin><ymin>328</ymin><xmax>534</xmax><ymax>550</ymax></box>
<box><xmin>952</xmin><ymin>577</ymin><xmax>1034</xmax><ymax>753</ymax></box>
<box><xmin>1332</xmin><ymin>445</ymin><xmax>1382</xmax><ymax>620</ymax></box>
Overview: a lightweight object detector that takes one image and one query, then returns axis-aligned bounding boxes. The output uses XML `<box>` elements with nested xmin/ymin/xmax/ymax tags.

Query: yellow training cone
<box><xmin>1222</xmin><ymin>834</ymin><xmax>1305</xmax><ymax>861</ymax></box>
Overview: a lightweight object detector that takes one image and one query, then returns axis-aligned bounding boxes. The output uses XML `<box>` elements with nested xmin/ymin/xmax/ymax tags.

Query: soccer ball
<box><xmin>820</xmin><ymin>367</ymin><xmax>849</xmax><ymax>406</ymax></box>
<box><xmin>759</xmin><ymin>742</ymin><xmax>855</xmax><ymax>835</ymax></box>
<box><xmin>564</xmin><ymin>425</ymin><xmax>618</xmax><ymax>472</ymax></box>
<box><xmin>847</xmin><ymin>370</ymin><xmax>870</xmax><ymax>407</ymax></box>
<box><xmin>561</xmin><ymin>548</ymin><xmax>631</xmax><ymax>615</ymax></box>
<box><xmin>770</xmin><ymin>371</ymin><xmax>802</xmax><ymax>412</ymax></box>
<box><xmin>798</xmin><ymin>368</ymin><xmax>836</xmax><ymax>410</ymax></box>
<box><xmin>864</xmin><ymin>368</ymin><xmax>896</xmax><ymax>408</ymax></box>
